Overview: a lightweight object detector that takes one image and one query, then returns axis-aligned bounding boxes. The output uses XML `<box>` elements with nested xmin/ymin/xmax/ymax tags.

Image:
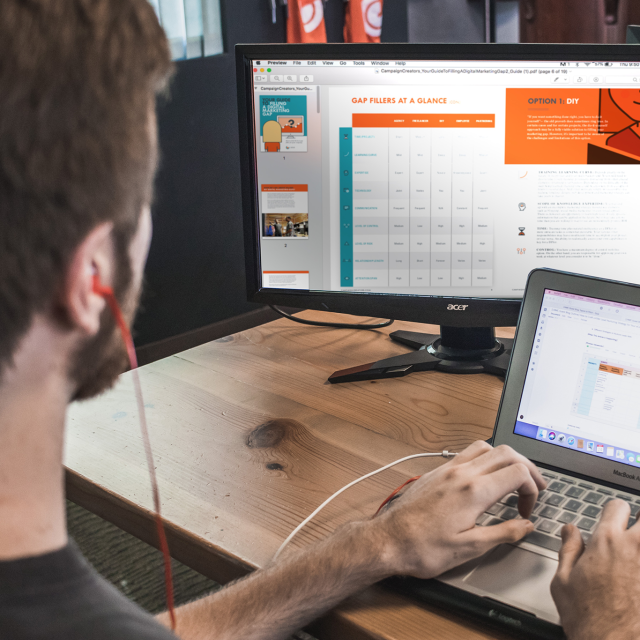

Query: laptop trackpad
<box><xmin>465</xmin><ymin>544</ymin><xmax>559</xmax><ymax>622</ymax></box>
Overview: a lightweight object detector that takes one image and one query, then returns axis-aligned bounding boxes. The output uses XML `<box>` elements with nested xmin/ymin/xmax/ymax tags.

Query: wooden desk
<box><xmin>65</xmin><ymin>312</ymin><xmax>516</xmax><ymax>640</ymax></box>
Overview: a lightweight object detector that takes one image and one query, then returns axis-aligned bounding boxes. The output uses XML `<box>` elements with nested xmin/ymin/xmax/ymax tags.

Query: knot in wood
<box><xmin>266</xmin><ymin>462</ymin><xmax>284</xmax><ymax>471</ymax></box>
<box><xmin>246</xmin><ymin>419</ymin><xmax>301</xmax><ymax>449</ymax></box>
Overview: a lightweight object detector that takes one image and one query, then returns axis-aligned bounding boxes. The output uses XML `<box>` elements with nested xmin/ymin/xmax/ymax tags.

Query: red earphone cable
<box><xmin>93</xmin><ymin>274</ymin><xmax>176</xmax><ymax>630</ymax></box>
<box><xmin>373</xmin><ymin>476</ymin><xmax>421</xmax><ymax>518</ymax></box>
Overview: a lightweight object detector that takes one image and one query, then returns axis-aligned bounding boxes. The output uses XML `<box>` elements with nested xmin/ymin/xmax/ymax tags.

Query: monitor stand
<box><xmin>328</xmin><ymin>326</ymin><xmax>513</xmax><ymax>384</ymax></box>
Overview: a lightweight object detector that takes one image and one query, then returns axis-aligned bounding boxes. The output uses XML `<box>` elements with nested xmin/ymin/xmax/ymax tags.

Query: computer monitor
<box><xmin>236</xmin><ymin>44</ymin><xmax>640</xmax><ymax>382</ymax></box>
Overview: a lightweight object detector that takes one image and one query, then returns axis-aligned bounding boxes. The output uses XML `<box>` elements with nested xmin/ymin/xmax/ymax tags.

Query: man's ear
<box><xmin>62</xmin><ymin>222</ymin><xmax>115</xmax><ymax>336</ymax></box>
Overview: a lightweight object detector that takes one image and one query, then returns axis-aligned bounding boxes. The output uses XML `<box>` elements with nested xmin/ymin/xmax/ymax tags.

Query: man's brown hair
<box><xmin>0</xmin><ymin>0</ymin><xmax>172</xmax><ymax>373</ymax></box>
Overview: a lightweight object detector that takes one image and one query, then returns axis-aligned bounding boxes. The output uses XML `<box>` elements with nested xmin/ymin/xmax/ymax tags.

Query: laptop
<box><xmin>389</xmin><ymin>268</ymin><xmax>640</xmax><ymax>639</ymax></box>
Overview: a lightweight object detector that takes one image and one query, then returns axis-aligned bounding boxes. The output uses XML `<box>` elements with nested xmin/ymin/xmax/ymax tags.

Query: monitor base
<box><xmin>328</xmin><ymin>326</ymin><xmax>513</xmax><ymax>383</ymax></box>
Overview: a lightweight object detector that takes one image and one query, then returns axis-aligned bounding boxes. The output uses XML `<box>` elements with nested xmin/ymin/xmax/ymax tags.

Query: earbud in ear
<box><xmin>92</xmin><ymin>273</ymin><xmax>113</xmax><ymax>298</ymax></box>
<box><xmin>90</xmin><ymin>264</ymin><xmax>107</xmax><ymax>296</ymax></box>
<box><xmin>92</xmin><ymin>274</ymin><xmax>102</xmax><ymax>295</ymax></box>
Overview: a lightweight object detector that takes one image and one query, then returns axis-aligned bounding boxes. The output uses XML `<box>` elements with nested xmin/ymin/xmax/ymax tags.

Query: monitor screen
<box><xmin>248</xmin><ymin>56</ymin><xmax>640</xmax><ymax>298</ymax></box>
<box><xmin>515</xmin><ymin>288</ymin><xmax>640</xmax><ymax>471</ymax></box>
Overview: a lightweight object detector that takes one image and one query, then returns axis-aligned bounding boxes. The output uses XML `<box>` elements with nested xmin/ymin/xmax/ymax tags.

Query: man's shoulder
<box><xmin>0</xmin><ymin>542</ymin><xmax>176</xmax><ymax>640</ymax></box>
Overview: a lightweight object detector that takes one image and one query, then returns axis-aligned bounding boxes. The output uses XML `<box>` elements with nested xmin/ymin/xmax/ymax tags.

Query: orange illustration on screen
<box><xmin>505</xmin><ymin>88</ymin><xmax>640</xmax><ymax>164</ymax></box>
<box><xmin>278</xmin><ymin>116</ymin><xmax>304</xmax><ymax>134</ymax></box>
<box><xmin>263</xmin><ymin>120</ymin><xmax>282</xmax><ymax>153</ymax></box>
<box><xmin>603</xmin><ymin>89</ymin><xmax>640</xmax><ymax>157</ymax></box>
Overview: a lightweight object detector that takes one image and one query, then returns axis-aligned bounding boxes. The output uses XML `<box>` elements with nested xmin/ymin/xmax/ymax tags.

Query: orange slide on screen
<box><xmin>505</xmin><ymin>88</ymin><xmax>640</xmax><ymax>165</ymax></box>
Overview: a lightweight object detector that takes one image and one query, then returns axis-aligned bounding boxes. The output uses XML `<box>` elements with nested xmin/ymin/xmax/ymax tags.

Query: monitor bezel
<box><xmin>236</xmin><ymin>43</ymin><xmax>640</xmax><ymax>327</ymax></box>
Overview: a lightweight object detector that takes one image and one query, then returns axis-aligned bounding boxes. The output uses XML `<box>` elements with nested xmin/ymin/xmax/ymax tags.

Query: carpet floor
<box><xmin>66</xmin><ymin>500</ymin><xmax>220</xmax><ymax>614</ymax></box>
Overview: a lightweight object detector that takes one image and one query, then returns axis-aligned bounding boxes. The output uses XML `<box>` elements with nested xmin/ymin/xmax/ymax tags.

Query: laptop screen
<box><xmin>515</xmin><ymin>288</ymin><xmax>640</xmax><ymax>470</ymax></box>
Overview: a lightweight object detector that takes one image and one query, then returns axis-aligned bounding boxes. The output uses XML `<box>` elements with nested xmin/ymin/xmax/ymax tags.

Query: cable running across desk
<box><xmin>269</xmin><ymin>305</ymin><xmax>394</xmax><ymax>330</ymax></box>
<box><xmin>273</xmin><ymin>450</ymin><xmax>458</xmax><ymax>561</ymax></box>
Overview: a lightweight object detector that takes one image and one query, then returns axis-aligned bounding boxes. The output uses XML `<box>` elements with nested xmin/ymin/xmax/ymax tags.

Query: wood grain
<box><xmin>65</xmin><ymin>312</ymin><xmax>515</xmax><ymax>640</ymax></box>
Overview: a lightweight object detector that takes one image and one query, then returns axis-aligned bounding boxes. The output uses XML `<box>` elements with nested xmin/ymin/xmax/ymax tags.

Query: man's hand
<box><xmin>551</xmin><ymin>499</ymin><xmax>640</xmax><ymax>640</ymax></box>
<box><xmin>159</xmin><ymin>441</ymin><xmax>546</xmax><ymax>640</ymax></box>
<box><xmin>373</xmin><ymin>440</ymin><xmax>546</xmax><ymax>579</ymax></box>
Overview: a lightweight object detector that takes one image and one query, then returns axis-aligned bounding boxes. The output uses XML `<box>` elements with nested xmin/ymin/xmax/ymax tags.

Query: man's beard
<box><xmin>69</xmin><ymin>309</ymin><xmax>131</xmax><ymax>401</ymax></box>
<box><xmin>69</xmin><ymin>255</ymin><xmax>141</xmax><ymax>401</ymax></box>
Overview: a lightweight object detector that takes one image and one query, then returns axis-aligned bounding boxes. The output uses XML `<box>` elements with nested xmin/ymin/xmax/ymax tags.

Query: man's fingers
<box><xmin>450</xmin><ymin>440</ymin><xmax>494</xmax><ymax>465</ymax></box>
<box><xmin>478</xmin><ymin>463</ymin><xmax>540</xmax><ymax>518</ymax></box>
<box><xmin>594</xmin><ymin>498</ymin><xmax>630</xmax><ymax>536</ymax></box>
<box><xmin>555</xmin><ymin>524</ymin><xmax>584</xmax><ymax>584</ymax></box>
<box><xmin>466</xmin><ymin>444</ymin><xmax>546</xmax><ymax>491</ymax></box>
<box><xmin>466</xmin><ymin>518</ymin><xmax>534</xmax><ymax>552</ymax></box>
<box><xmin>451</xmin><ymin>443</ymin><xmax>547</xmax><ymax>503</ymax></box>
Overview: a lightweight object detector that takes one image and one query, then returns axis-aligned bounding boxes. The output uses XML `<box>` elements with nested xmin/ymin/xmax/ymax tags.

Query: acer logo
<box><xmin>447</xmin><ymin>304</ymin><xmax>469</xmax><ymax>311</ymax></box>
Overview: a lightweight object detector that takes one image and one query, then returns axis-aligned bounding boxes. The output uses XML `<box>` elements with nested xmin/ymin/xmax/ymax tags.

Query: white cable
<box><xmin>273</xmin><ymin>450</ymin><xmax>458</xmax><ymax>561</ymax></box>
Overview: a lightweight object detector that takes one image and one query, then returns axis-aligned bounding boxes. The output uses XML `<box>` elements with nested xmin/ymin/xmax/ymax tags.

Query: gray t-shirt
<box><xmin>0</xmin><ymin>541</ymin><xmax>176</xmax><ymax>639</ymax></box>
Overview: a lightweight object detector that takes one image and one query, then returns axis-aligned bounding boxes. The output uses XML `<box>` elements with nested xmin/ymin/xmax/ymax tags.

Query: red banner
<box><xmin>287</xmin><ymin>0</ymin><xmax>327</xmax><ymax>43</ymax></box>
<box><xmin>344</xmin><ymin>0</ymin><xmax>383</xmax><ymax>43</ymax></box>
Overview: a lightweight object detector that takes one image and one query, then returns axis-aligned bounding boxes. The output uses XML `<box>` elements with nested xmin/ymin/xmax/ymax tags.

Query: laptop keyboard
<box><xmin>476</xmin><ymin>470</ymin><xmax>640</xmax><ymax>553</ymax></box>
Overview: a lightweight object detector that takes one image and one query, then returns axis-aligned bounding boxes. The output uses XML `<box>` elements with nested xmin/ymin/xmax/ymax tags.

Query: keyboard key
<box><xmin>486</xmin><ymin>503</ymin><xmax>503</xmax><ymax>515</ymax></box>
<box><xmin>603</xmin><ymin>497</ymin><xmax>616</xmax><ymax>506</ymax></box>
<box><xmin>538</xmin><ymin>519</ymin><xmax>558</xmax><ymax>534</ymax></box>
<box><xmin>558</xmin><ymin>511</ymin><xmax>577</xmax><ymax>524</ymax></box>
<box><xmin>617</xmin><ymin>494</ymin><xmax>633</xmax><ymax>502</ymax></box>
<box><xmin>529</xmin><ymin>514</ymin><xmax>540</xmax><ymax>523</ymax></box>
<box><xmin>542</xmin><ymin>471</ymin><xmax>558</xmax><ymax>479</ymax></box>
<box><xmin>523</xmin><ymin>530</ymin><xmax>562</xmax><ymax>552</ymax></box>
<box><xmin>630</xmin><ymin>504</ymin><xmax>640</xmax><ymax>517</ymax></box>
<box><xmin>548</xmin><ymin>481</ymin><xmax>567</xmax><ymax>493</ymax></box>
<box><xmin>577</xmin><ymin>517</ymin><xmax>597</xmax><ymax>531</ymax></box>
<box><xmin>566</xmin><ymin>486</ymin><xmax>585</xmax><ymax>499</ymax></box>
<box><xmin>486</xmin><ymin>518</ymin><xmax>503</xmax><ymax>526</ymax></box>
<box><xmin>579</xmin><ymin>483</ymin><xmax>594</xmax><ymax>490</ymax></box>
<box><xmin>539</xmin><ymin>506</ymin><xmax>560</xmax><ymax>519</ymax></box>
<box><xmin>584</xmin><ymin>492</ymin><xmax>603</xmax><ymax>505</ymax></box>
<box><xmin>501</xmin><ymin>494</ymin><xmax>519</xmax><ymax>508</ymax></box>
<box><xmin>582</xmin><ymin>505</ymin><xmax>602</xmax><ymax>519</ymax></box>
<box><xmin>582</xmin><ymin>533</ymin><xmax>592</xmax><ymax>545</ymax></box>
<box><xmin>546</xmin><ymin>494</ymin><xmax>565</xmax><ymax>507</ymax></box>
<box><xmin>476</xmin><ymin>513</ymin><xmax>490</xmax><ymax>526</ymax></box>
<box><xmin>629</xmin><ymin>518</ymin><xmax>636</xmax><ymax>530</ymax></box>
<box><xmin>501</xmin><ymin>507</ymin><xmax>519</xmax><ymax>521</ymax></box>
<box><xmin>559</xmin><ymin>477</ymin><xmax>576</xmax><ymax>484</ymax></box>
<box><xmin>564</xmin><ymin>499</ymin><xmax>583</xmax><ymax>513</ymax></box>
<box><xmin>597</xmin><ymin>488</ymin><xmax>613</xmax><ymax>495</ymax></box>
